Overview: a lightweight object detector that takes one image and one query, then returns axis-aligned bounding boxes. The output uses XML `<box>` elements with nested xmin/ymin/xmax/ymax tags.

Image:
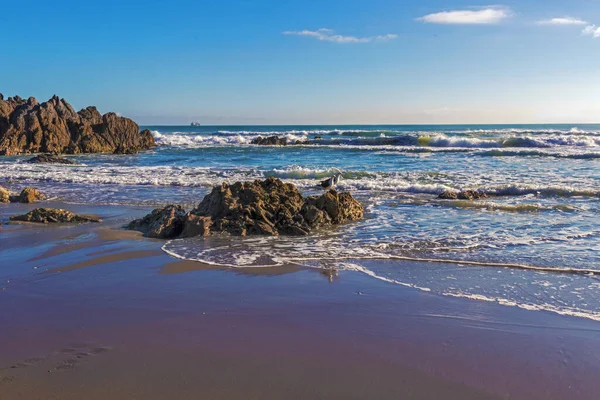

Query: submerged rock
<box><xmin>458</xmin><ymin>190</ymin><xmax>488</xmax><ymax>200</ymax></box>
<box><xmin>10</xmin><ymin>208</ymin><xmax>101</xmax><ymax>223</ymax></box>
<box><xmin>26</xmin><ymin>154</ymin><xmax>75</xmax><ymax>164</ymax></box>
<box><xmin>438</xmin><ymin>190</ymin><xmax>487</xmax><ymax>200</ymax></box>
<box><xmin>0</xmin><ymin>95</ymin><xmax>155</xmax><ymax>155</ymax></box>
<box><xmin>126</xmin><ymin>205</ymin><xmax>186</xmax><ymax>239</ymax></box>
<box><xmin>437</xmin><ymin>190</ymin><xmax>458</xmax><ymax>200</ymax></box>
<box><xmin>127</xmin><ymin>178</ymin><xmax>364</xmax><ymax>239</ymax></box>
<box><xmin>251</xmin><ymin>136</ymin><xmax>310</xmax><ymax>146</ymax></box>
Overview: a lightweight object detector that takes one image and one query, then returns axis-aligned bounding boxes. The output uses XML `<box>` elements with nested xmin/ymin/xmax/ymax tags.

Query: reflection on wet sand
<box><xmin>47</xmin><ymin>250</ymin><xmax>163</xmax><ymax>273</ymax></box>
<box><xmin>159</xmin><ymin>260</ymin><xmax>303</xmax><ymax>277</ymax></box>
<box><xmin>29</xmin><ymin>239</ymin><xmax>104</xmax><ymax>262</ymax></box>
<box><xmin>96</xmin><ymin>228</ymin><xmax>146</xmax><ymax>242</ymax></box>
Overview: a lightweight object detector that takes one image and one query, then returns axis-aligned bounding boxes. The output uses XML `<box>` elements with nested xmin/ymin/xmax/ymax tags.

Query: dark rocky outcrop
<box><xmin>302</xmin><ymin>190</ymin><xmax>364</xmax><ymax>226</ymax></box>
<box><xmin>0</xmin><ymin>94</ymin><xmax>155</xmax><ymax>155</ymax></box>
<box><xmin>438</xmin><ymin>189</ymin><xmax>488</xmax><ymax>200</ymax></box>
<box><xmin>26</xmin><ymin>154</ymin><xmax>75</xmax><ymax>164</ymax></box>
<box><xmin>458</xmin><ymin>190</ymin><xmax>488</xmax><ymax>200</ymax></box>
<box><xmin>126</xmin><ymin>205</ymin><xmax>186</xmax><ymax>239</ymax></box>
<box><xmin>180</xmin><ymin>213</ymin><xmax>213</xmax><ymax>238</ymax></box>
<box><xmin>251</xmin><ymin>136</ymin><xmax>310</xmax><ymax>146</ymax></box>
<box><xmin>437</xmin><ymin>190</ymin><xmax>458</xmax><ymax>200</ymax></box>
<box><xmin>127</xmin><ymin>178</ymin><xmax>364</xmax><ymax>239</ymax></box>
<box><xmin>10</xmin><ymin>208</ymin><xmax>101</xmax><ymax>223</ymax></box>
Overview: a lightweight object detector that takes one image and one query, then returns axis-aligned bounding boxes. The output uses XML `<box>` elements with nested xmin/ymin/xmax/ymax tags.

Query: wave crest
<box><xmin>151</xmin><ymin>130</ymin><xmax>600</xmax><ymax>150</ymax></box>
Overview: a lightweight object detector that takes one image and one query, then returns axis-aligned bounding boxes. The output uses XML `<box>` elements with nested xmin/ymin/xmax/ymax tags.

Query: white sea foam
<box><xmin>151</xmin><ymin>130</ymin><xmax>600</xmax><ymax>150</ymax></box>
<box><xmin>456</xmin><ymin>127</ymin><xmax>600</xmax><ymax>136</ymax></box>
<box><xmin>153</xmin><ymin>130</ymin><xmax>311</xmax><ymax>147</ymax></box>
<box><xmin>344</xmin><ymin>263</ymin><xmax>600</xmax><ymax>321</ymax></box>
<box><xmin>477</xmin><ymin>149</ymin><xmax>600</xmax><ymax>159</ymax></box>
<box><xmin>487</xmin><ymin>184</ymin><xmax>600</xmax><ymax>198</ymax></box>
<box><xmin>442</xmin><ymin>292</ymin><xmax>600</xmax><ymax>321</ymax></box>
<box><xmin>420</xmin><ymin>134</ymin><xmax>600</xmax><ymax>148</ymax></box>
<box><xmin>1</xmin><ymin>160</ymin><xmax>598</xmax><ymax>200</ymax></box>
<box><xmin>433</xmin><ymin>200</ymin><xmax>581</xmax><ymax>213</ymax></box>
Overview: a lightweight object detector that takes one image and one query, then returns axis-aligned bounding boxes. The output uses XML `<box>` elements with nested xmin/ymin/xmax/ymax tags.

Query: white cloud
<box><xmin>537</xmin><ymin>17</ymin><xmax>587</xmax><ymax>26</ymax></box>
<box><xmin>373</xmin><ymin>34</ymin><xmax>399</xmax><ymax>41</ymax></box>
<box><xmin>282</xmin><ymin>28</ymin><xmax>397</xmax><ymax>44</ymax></box>
<box><xmin>417</xmin><ymin>6</ymin><xmax>511</xmax><ymax>25</ymax></box>
<box><xmin>582</xmin><ymin>25</ymin><xmax>600</xmax><ymax>38</ymax></box>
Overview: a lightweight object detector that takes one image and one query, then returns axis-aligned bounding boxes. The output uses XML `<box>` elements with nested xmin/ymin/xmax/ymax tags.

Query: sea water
<box><xmin>1</xmin><ymin>124</ymin><xmax>600</xmax><ymax>320</ymax></box>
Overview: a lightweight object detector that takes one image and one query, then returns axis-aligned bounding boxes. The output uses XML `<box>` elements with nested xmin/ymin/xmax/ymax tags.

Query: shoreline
<box><xmin>1</xmin><ymin>201</ymin><xmax>600</xmax><ymax>398</ymax></box>
<box><xmin>3</xmin><ymin>197</ymin><xmax>600</xmax><ymax>320</ymax></box>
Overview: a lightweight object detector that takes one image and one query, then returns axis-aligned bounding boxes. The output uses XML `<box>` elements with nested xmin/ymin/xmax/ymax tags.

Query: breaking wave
<box><xmin>151</xmin><ymin>130</ymin><xmax>600</xmax><ymax>152</ymax></box>
<box><xmin>1</xmin><ymin>162</ymin><xmax>599</xmax><ymax>200</ymax></box>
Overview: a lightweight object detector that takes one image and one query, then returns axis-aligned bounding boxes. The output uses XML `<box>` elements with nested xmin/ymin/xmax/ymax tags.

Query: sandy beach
<box><xmin>1</xmin><ymin>202</ymin><xmax>599</xmax><ymax>400</ymax></box>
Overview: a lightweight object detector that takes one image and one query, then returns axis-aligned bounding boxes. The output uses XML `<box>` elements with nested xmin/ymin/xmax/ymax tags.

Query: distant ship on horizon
<box><xmin>190</xmin><ymin>122</ymin><xmax>201</xmax><ymax>126</ymax></box>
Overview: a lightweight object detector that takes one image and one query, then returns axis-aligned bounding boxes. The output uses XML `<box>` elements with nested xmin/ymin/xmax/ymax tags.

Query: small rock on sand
<box><xmin>10</xmin><ymin>208</ymin><xmax>101</xmax><ymax>224</ymax></box>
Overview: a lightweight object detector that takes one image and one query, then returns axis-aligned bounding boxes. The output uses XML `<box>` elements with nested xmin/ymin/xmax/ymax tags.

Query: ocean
<box><xmin>1</xmin><ymin>124</ymin><xmax>600</xmax><ymax>321</ymax></box>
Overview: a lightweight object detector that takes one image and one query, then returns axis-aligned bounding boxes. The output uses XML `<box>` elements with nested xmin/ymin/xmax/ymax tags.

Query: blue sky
<box><xmin>2</xmin><ymin>0</ymin><xmax>599</xmax><ymax>124</ymax></box>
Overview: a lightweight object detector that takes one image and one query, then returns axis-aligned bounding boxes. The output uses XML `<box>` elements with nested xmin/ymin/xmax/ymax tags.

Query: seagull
<box><xmin>320</xmin><ymin>169</ymin><xmax>343</xmax><ymax>190</ymax></box>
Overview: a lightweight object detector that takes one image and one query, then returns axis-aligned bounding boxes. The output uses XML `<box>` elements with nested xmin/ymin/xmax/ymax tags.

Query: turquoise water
<box><xmin>1</xmin><ymin>124</ymin><xmax>600</xmax><ymax>320</ymax></box>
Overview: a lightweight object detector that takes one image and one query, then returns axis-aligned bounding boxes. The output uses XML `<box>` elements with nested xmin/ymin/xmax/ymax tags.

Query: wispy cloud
<box><xmin>282</xmin><ymin>28</ymin><xmax>397</xmax><ymax>44</ymax></box>
<box><xmin>537</xmin><ymin>17</ymin><xmax>587</xmax><ymax>26</ymax></box>
<box><xmin>417</xmin><ymin>6</ymin><xmax>511</xmax><ymax>25</ymax></box>
<box><xmin>582</xmin><ymin>25</ymin><xmax>600</xmax><ymax>38</ymax></box>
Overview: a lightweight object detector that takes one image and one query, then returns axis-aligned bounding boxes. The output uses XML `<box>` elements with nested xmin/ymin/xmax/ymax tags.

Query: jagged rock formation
<box><xmin>0</xmin><ymin>94</ymin><xmax>155</xmax><ymax>155</ymax></box>
<box><xmin>9</xmin><ymin>208</ymin><xmax>101</xmax><ymax>223</ymax></box>
<box><xmin>251</xmin><ymin>136</ymin><xmax>310</xmax><ymax>146</ymax></box>
<box><xmin>438</xmin><ymin>189</ymin><xmax>488</xmax><ymax>200</ymax></box>
<box><xmin>26</xmin><ymin>154</ymin><xmax>75</xmax><ymax>164</ymax></box>
<box><xmin>126</xmin><ymin>205</ymin><xmax>186</xmax><ymax>239</ymax></box>
<box><xmin>127</xmin><ymin>178</ymin><xmax>364</xmax><ymax>239</ymax></box>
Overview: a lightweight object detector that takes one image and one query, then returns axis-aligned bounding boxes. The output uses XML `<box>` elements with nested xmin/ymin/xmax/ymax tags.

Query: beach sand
<box><xmin>1</xmin><ymin>202</ymin><xmax>600</xmax><ymax>399</ymax></box>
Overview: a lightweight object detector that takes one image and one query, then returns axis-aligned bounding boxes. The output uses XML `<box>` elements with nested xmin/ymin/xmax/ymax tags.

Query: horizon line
<box><xmin>138</xmin><ymin>122</ymin><xmax>600</xmax><ymax>127</ymax></box>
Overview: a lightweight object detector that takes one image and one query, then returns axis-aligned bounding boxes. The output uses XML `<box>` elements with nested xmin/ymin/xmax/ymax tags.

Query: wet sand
<box><xmin>1</xmin><ymin>202</ymin><xmax>600</xmax><ymax>399</ymax></box>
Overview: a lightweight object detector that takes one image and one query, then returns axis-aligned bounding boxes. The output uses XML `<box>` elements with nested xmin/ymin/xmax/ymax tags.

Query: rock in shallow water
<box><xmin>26</xmin><ymin>154</ymin><xmax>75</xmax><ymax>164</ymax></box>
<box><xmin>10</xmin><ymin>208</ymin><xmax>101</xmax><ymax>223</ymax></box>
<box><xmin>251</xmin><ymin>136</ymin><xmax>310</xmax><ymax>146</ymax></box>
<box><xmin>458</xmin><ymin>190</ymin><xmax>488</xmax><ymax>200</ymax></box>
<box><xmin>126</xmin><ymin>205</ymin><xmax>186</xmax><ymax>239</ymax></box>
<box><xmin>438</xmin><ymin>189</ymin><xmax>488</xmax><ymax>200</ymax></box>
<box><xmin>127</xmin><ymin>178</ymin><xmax>364</xmax><ymax>239</ymax></box>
